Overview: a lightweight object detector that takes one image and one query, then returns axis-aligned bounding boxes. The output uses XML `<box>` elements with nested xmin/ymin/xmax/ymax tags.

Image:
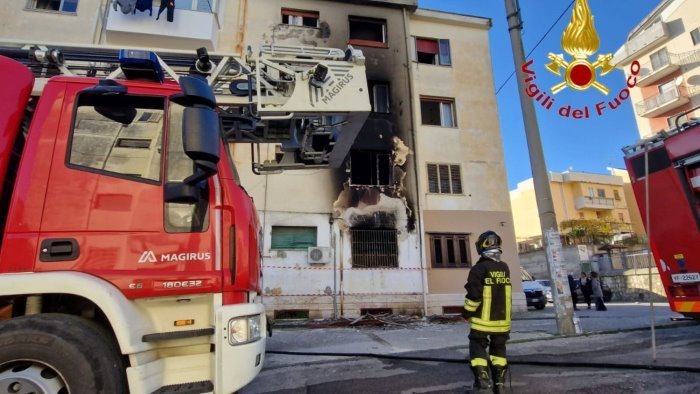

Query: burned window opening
<box><xmin>350</xmin><ymin>151</ymin><xmax>393</xmax><ymax>186</ymax></box>
<box><xmin>369</xmin><ymin>82</ymin><xmax>391</xmax><ymax>114</ymax></box>
<box><xmin>349</xmin><ymin>16</ymin><xmax>387</xmax><ymax>48</ymax></box>
<box><xmin>429</xmin><ymin>233</ymin><xmax>471</xmax><ymax>268</ymax></box>
<box><xmin>351</xmin><ymin>228</ymin><xmax>398</xmax><ymax>268</ymax></box>
<box><xmin>282</xmin><ymin>8</ymin><xmax>319</xmax><ymax>28</ymax></box>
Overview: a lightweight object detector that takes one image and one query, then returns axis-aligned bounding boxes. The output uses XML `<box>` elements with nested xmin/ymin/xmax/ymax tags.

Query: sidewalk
<box><xmin>264</xmin><ymin>303</ymin><xmax>690</xmax><ymax>369</ymax></box>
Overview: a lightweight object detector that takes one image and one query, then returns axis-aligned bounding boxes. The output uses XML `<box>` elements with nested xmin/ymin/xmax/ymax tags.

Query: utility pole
<box><xmin>504</xmin><ymin>0</ymin><xmax>576</xmax><ymax>335</ymax></box>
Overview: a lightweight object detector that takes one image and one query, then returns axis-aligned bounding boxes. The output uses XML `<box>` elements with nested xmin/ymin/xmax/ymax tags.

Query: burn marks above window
<box><xmin>350</xmin><ymin>151</ymin><xmax>393</xmax><ymax>186</ymax></box>
<box><xmin>282</xmin><ymin>8</ymin><xmax>319</xmax><ymax>28</ymax></box>
<box><xmin>349</xmin><ymin>16</ymin><xmax>387</xmax><ymax>48</ymax></box>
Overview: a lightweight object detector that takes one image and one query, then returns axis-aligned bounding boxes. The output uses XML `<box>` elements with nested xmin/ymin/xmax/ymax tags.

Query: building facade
<box><xmin>2</xmin><ymin>0</ymin><xmax>524</xmax><ymax>318</ymax></box>
<box><xmin>613</xmin><ymin>0</ymin><xmax>700</xmax><ymax>138</ymax></box>
<box><xmin>510</xmin><ymin>171</ymin><xmax>645</xmax><ymax>252</ymax></box>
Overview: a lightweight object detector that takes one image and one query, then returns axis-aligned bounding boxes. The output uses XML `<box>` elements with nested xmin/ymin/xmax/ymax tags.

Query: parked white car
<box><xmin>536</xmin><ymin>279</ymin><xmax>552</xmax><ymax>303</ymax></box>
<box><xmin>521</xmin><ymin>268</ymin><xmax>547</xmax><ymax>310</ymax></box>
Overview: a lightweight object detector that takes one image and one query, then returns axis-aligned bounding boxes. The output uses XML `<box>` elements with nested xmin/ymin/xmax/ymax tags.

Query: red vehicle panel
<box><xmin>625</xmin><ymin>124</ymin><xmax>700</xmax><ymax>317</ymax></box>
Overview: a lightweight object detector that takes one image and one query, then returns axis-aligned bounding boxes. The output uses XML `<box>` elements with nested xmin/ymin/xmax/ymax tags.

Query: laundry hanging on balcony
<box><xmin>135</xmin><ymin>0</ymin><xmax>153</xmax><ymax>16</ymax></box>
<box><xmin>113</xmin><ymin>0</ymin><xmax>137</xmax><ymax>14</ymax></box>
<box><xmin>156</xmin><ymin>0</ymin><xmax>175</xmax><ymax>23</ymax></box>
<box><xmin>113</xmin><ymin>0</ymin><xmax>153</xmax><ymax>15</ymax></box>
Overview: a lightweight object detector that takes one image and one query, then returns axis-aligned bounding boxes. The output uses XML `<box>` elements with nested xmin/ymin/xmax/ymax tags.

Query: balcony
<box><xmin>636</xmin><ymin>54</ymin><xmax>681</xmax><ymax>87</ymax></box>
<box><xmin>105</xmin><ymin>6</ymin><xmax>221</xmax><ymax>50</ymax></box>
<box><xmin>613</xmin><ymin>21</ymin><xmax>669</xmax><ymax>65</ymax></box>
<box><xmin>575</xmin><ymin>196</ymin><xmax>615</xmax><ymax>210</ymax></box>
<box><xmin>635</xmin><ymin>86</ymin><xmax>691</xmax><ymax>118</ymax></box>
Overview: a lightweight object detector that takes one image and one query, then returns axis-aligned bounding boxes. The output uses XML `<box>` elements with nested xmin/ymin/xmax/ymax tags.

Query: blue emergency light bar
<box><xmin>118</xmin><ymin>49</ymin><xmax>164</xmax><ymax>83</ymax></box>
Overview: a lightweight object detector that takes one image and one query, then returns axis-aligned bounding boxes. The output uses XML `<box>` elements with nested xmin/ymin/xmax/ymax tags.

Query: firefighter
<box><xmin>462</xmin><ymin>231</ymin><xmax>512</xmax><ymax>393</ymax></box>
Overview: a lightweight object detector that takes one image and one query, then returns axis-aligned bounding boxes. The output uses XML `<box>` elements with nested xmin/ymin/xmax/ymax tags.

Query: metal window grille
<box><xmin>350</xmin><ymin>228</ymin><xmax>398</xmax><ymax>268</ymax></box>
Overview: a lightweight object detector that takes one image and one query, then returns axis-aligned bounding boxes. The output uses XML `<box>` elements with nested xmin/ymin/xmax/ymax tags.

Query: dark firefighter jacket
<box><xmin>463</xmin><ymin>256</ymin><xmax>512</xmax><ymax>333</ymax></box>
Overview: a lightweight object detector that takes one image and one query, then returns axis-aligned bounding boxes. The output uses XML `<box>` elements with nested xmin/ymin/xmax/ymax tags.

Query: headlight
<box><xmin>228</xmin><ymin>315</ymin><xmax>262</xmax><ymax>345</ymax></box>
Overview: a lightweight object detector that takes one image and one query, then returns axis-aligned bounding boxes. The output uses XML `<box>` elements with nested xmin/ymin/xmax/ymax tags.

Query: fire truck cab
<box><xmin>0</xmin><ymin>43</ymin><xmax>369</xmax><ymax>393</ymax></box>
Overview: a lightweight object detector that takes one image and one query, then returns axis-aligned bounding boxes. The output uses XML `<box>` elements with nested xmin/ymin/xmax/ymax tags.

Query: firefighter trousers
<box><xmin>469</xmin><ymin>329</ymin><xmax>509</xmax><ymax>367</ymax></box>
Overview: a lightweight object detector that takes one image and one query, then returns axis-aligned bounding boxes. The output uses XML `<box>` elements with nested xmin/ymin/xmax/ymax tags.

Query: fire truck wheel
<box><xmin>0</xmin><ymin>313</ymin><xmax>125</xmax><ymax>394</ymax></box>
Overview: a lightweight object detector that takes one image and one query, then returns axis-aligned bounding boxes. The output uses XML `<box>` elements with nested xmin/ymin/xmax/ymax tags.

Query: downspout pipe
<box><xmin>402</xmin><ymin>8</ymin><xmax>429</xmax><ymax>318</ymax></box>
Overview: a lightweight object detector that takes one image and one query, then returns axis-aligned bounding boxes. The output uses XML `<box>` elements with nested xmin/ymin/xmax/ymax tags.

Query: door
<box><xmin>38</xmin><ymin>83</ymin><xmax>221</xmax><ymax>298</ymax></box>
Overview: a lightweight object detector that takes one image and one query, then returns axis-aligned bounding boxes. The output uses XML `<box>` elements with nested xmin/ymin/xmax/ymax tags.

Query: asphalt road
<box><xmin>242</xmin><ymin>303</ymin><xmax>700</xmax><ymax>394</ymax></box>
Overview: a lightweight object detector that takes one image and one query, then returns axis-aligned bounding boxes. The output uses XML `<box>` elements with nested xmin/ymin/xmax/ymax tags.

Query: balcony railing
<box><xmin>635</xmin><ymin>86</ymin><xmax>691</xmax><ymax>118</ymax></box>
<box><xmin>636</xmin><ymin>53</ymin><xmax>681</xmax><ymax>87</ymax></box>
<box><xmin>575</xmin><ymin>196</ymin><xmax>615</xmax><ymax>210</ymax></box>
<box><xmin>614</xmin><ymin>21</ymin><xmax>669</xmax><ymax>64</ymax></box>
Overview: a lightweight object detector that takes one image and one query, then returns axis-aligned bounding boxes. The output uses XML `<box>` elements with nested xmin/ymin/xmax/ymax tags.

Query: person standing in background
<box><xmin>568</xmin><ymin>274</ymin><xmax>579</xmax><ymax>311</ymax></box>
<box><xmin>591</xmin><ymin>271</ymin><xmax>607</xmax><ymax>311</ymax></box>
<box><xmin>580</xmin><ymin>272</ymin><xmax>592</xmax><ymax>309</ymax></box>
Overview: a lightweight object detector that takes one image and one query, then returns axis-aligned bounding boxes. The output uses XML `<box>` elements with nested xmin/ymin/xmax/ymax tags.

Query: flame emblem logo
<box><xmin>546</xmin><ymin>0</ymin><xmax>615</xmax><ymax>95</ymax></box>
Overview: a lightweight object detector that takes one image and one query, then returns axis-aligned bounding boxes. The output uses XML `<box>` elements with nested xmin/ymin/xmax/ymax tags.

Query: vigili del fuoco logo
<box><xmin>522</xmin><ymin>0</ymin><xmax>641</xmax><ymax>120</ymax></box>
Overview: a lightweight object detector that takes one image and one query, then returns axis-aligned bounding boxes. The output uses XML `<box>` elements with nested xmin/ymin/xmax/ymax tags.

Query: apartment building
<box><xmin>613</xmin><ymin>0</ymin><xmax>700</xmax><ymax>138</ymax></box>
<box><xmin>2</xmin><ymin>0</ymin><xmax>523</xmax><ymax>318</ymax></box>
<box><xmin>510</xmin><ymin>171</ymin><xmax>645</xmax><ymax>252</ymax></box>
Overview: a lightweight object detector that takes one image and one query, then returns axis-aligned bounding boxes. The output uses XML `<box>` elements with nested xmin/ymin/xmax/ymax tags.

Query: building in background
<box><xmin>613</xmin><ymin>0</ymin><xmax>700</xmax><ymax>139</ymax></box>
<box><xmin>510</xmin><ymin>171</ymin><xmax>645</xmax><ymax>253</ymax></box>
<box><xmin>1</xmin><ymin>0</ymin><xmax>524</xmax><ymax>318</ymax></box>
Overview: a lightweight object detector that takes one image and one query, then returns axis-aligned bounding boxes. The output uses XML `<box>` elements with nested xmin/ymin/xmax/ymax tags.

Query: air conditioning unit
<box><xmin>307</xmin><ymin>247</ymin><xmax>331</xmax><ymax>265</ymax></box>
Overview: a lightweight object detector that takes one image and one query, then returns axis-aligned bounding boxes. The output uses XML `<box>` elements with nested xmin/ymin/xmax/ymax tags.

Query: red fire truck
<box><xmin>623</xmin><ymin>113</ymin><xmax>700</xmax><ymax>319</ymax></box>
<box><xmin>0</xmin><ymin>43</ymin><xmax>369</xmax><ymax>393</ymax></box>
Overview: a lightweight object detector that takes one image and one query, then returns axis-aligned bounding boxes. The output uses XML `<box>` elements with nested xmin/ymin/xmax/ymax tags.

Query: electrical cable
<box><xmin>265</xmin><ymin>350</ymin><xmax>700</xmax><ymax>373</ymax></box>
<box><xmin>495</xmin><ymin>0</ymin><xmax>575</xmax><ymax>95</ymax></box>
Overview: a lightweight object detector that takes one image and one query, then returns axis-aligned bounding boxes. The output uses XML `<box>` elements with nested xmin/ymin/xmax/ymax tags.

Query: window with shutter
<box><xmin>427</xmin><ymin>164</ymin><xmax>439</xmax><ymax>193</ymax></box>
<box><xmin>450</xmin><ymin>165</ymin><xmax>462</xmax><ymax>194</ymax></box>
<box><xmin>429</xmin><ymin>233</ymin><xmax>471</xmax><ymax>268</ymax></box>
<box><xmin>271</xmin><ymin>226</ymin><xmax>317</xmax><ymax>250</ymax></box>
<box><xmin>439</xmin><ymin>165</ymin><xmax>451</xmax><ymax>194</ymax></box>
<box><xmin>427</xmin><ymin>163</ymin><xmax>462</xmax><ymax>194</ymax></box>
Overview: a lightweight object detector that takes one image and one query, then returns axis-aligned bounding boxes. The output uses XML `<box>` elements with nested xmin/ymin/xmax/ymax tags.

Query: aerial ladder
<box><xmin>0</xmin><ymin>40</ymin><xmax>371</xmax><ymax>173</ymax></box>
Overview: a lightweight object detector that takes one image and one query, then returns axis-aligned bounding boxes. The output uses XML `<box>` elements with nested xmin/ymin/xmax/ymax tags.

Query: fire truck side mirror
<box><xmin>181</xmin><ymin>106</ymin><xmax>220</xmax><ymax>185</ymax></box>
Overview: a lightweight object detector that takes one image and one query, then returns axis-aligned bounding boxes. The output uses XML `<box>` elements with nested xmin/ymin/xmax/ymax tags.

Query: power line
<box><xmin>495</xmin><ymin>0</ymin><xmax>575</xmax><ymax>95</ymax></box>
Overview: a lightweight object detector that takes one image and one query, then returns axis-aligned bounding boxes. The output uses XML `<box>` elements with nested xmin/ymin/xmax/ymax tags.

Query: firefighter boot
<box><xmin>471</xmin><ymin>366</ymin><xmax>492</xmax><ymax>392</ymax></box>
<box><xmin>491</xmin><ymin>365</ymin><xmax>508</xmax><ymax>394</ymax></box>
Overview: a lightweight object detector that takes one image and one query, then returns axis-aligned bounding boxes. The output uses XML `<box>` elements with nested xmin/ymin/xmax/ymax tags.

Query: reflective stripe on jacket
<box><xmin>463</xmin><ymin>256</ymin><xmax>512</xmax><ymax>333</ymax></box>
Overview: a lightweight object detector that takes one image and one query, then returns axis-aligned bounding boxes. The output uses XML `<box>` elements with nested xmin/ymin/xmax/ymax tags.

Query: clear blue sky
<box><xmin>418</xmin><ymin>0</ymin><xmax>662</xmax><ymax>189</ymax></box>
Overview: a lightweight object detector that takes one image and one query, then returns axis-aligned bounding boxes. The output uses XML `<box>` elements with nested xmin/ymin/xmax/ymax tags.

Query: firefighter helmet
<box><xmin>476</xmin><ymin>231</ymin><xmax>502</xmax><ymax>255</ymax></box>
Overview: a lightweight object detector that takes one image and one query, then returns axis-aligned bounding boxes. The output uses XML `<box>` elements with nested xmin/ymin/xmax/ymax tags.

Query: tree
<box><xmin>560</xmin><ymin>219</ymin><xmax>625</xmax><ymax>245</ymax></box>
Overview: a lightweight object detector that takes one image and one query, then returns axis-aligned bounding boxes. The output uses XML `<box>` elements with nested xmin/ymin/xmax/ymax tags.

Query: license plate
<box><xmin>672</xmin><ymin>272</ymin><xmax>700</xmax><ymax>283</ymax></box>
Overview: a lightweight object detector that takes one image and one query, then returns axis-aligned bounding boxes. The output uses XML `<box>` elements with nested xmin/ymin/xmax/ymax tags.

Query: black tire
<box><xmin>535</xmin><ymin>303</ymin><xmax>546</xmax><ymax>310</ymax></box>
<box><xmin>0</xmin><ymin>313</ymin><xmax>125</xmax><ymax>394</ymax></box>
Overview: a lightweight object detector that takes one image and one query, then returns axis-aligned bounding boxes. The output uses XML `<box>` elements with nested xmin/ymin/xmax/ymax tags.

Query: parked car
<box><xmin>573</xmin><ymin>279</ymin><xmax>613</xmax><ymax>303</ymax></box>
<box><xmin>536</xmin><ymin>279</ymin><xmax>552</xmax><ymax>303</ymax></box>
<box><xmin>522</xmin><ymin>268</ymin><xmax>546</xmax><ymax>310</ymax></box>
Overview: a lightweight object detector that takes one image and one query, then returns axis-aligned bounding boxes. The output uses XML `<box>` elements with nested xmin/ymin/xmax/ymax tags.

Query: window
<box><xmin>658</xmin><ymin>80</ymin><xmax>677</xmax><ymax>97</ymax></box>
<box><xmin>588</xmin><ymin>187</ymin><xmax>595</xmax><ymax>197</ymax></box>
<box><xmin>68</xmin><ymin>94</ymin><xmax>164</xmax><ymax>183</ymax></box>
<box><xmin>349</xmin><ymin>16</ymin><xmax>387</xmax><ymax>48</ymax></box>
<box><xmin>668</xmin><ymin>113</ymin><xmax>689</xmax><ymax>130</ymax></box>
<box><xmin>174</xmin><ymin>0</ymin><xmax>216</xmax><ymax>12</ymax></box>
<box><xmin>370</xmin><ymin>82</ymin><xmax>390</xmax><ymax>114</ymax></box>
<box><xmin>618</xmin><ymin>213</ymin><xmax>625</xmax><ymax>222</ymax></box>
<box><xmin>691</xmin><ymin>28</ymin><xmax>700</xmax><ymax>46</ymax></box>
<box><xmin>282</xmin><ymin>8</ymin><xmax>319</xmax><ymax>28</ymax></box>
<box><xmin>578</xmin><ymin>213</ymin><xmax>585</xmax><ymax>219</ymax></box>
<box><xmin>165</xmin><ymin>102</ymin><xmax>210</xmax><ymax>233</ymax></box>
<box><xmin>420</xmin><ymin>97</ymin><xmax>456</xmax><ymax>127</ymax></box>
<box><xmin>414</xmin><ymin>38</ymin><xmax>451</xmax><ymax>66</ymax></box>
<box><xmin>430</xmin><ymin>233</ymin><xmax>471</xmax><ymax>268</ymax></box>
<box><xmin>350</xmin><ymin>151</ymin><xmax>392</xmax><ymax>186</ymax></box>
<box><xmin>28</xmin><ymin>0</ymin><xmax>78</xmax><ymax>13</ymax></box>
<box><xmin>650</xmin><ymin>48</ymin><xmax>669</xmax><ymax>70</ymax></box>
<box><xmin>271</xmin><ymin>226</ymin><xmax>317</xmax><ymax>250</ymax></box>
<box><xmin>597</xmin><ymin>189</ymin><xmax>606</xmax><ymax>198</ymax></box>
<box><xmin>613</xmin><ymin>190</ymin><xmax>621</xmax><ymax>201</ymax></box>
<box><xmin>427</xmin><ymin>164</ymin><xmax>462</xmax><ymax>194</ymax></box>
<box><xmin>350</xmin><ymin>228</ymin><xmax>398</xmax><ymax>268</ymax></box>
